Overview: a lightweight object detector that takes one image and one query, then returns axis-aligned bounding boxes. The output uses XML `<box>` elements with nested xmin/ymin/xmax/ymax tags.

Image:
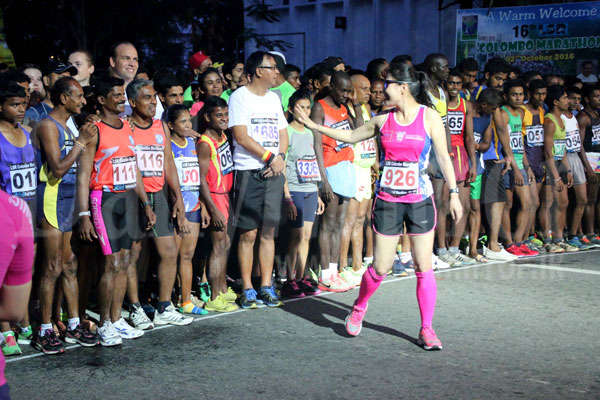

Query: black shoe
<box><xmin>31</xmin><ymin>329</ymin><xmax>65</xmax><ymax>355</ymax></box>
<box><xmin>64</xmin><ymin>324</ymin><xmax>100</xmax><ymax>347</ymax></box>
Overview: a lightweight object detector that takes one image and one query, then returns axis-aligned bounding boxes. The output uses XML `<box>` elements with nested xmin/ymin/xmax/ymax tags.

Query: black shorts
<box><xmin>544</xmin><ymin>160</ymin><xmax>568</xmax><ymax>186</ymax></box>
<box><xmin>371</xmin><ymin>196</ymin><xmax>436</xmax><ymax>236</ymax></box>
<box><xmin>233</xmin><ymin>169</ymin><xmax>284</xmax><ymax>230</ymax></box>
<box><xmin>481</xmin><ymin>160</ymin><xmax>507</xmax><ymax>204</ymax></box>
<box><xmin>90</xmin><ymin>190</ymin><xmax>139</xmax><ymax>255</ymax></box>
<box><xmin>137</xmin><ymin>189</ymin><xmax>174</xmax><ymax>239</ymax></box>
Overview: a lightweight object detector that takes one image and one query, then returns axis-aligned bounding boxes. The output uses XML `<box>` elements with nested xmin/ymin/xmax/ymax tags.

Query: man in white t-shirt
<box><xmin>228</xmin><ymin>51</ymin><xmax>288</xmax><ymax>309</ymax></box>
<box><xmin>577</xmin><ymin>61</ymin><xmax>598</xmax><ymax>84</ymax></box>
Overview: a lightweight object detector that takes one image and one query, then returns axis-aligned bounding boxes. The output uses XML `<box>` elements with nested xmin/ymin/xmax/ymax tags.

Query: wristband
<box><xmin>567</xmin><ymin>170</ymin><xmax>572</xmax><ymax>174</ymax></box>
<box><xmin>449</xmin><ymin>188</ymin><xmax>459</xmax><ymax>194</ymax></box>
<box><xmin>554</xmin><ymin>177</ymin><xmax>561</xmax><ymax>181</ymax></box>
<box><xmin>523</xmin><ymin>165</ymin><xmax>530</xmax><ymax>169</ymax></box>
<box><xmin>78</xmin><ymin>211</ymin><xmax>91</xmax><ymax>217</ymax></box>
<box><xmin>75</xmin><ymin>140</ymin><xmax>85</xmax><ymax>150</ymax></box>
<box><xmin>261</xmin><ymin>150</ymin><xmax>273</xmax><ymax>162</ymax></box>
<box><xmin>266</xmin><ymin>152</ymin><xmax>275</xmax><ymax>166</ymax></box>
<box><xmin>278</xmin><ymin>152</ymin><xmax>286</xmax><ymax>161</ymax></box>
<box><xmin>141</xmin><ymin>201</ymin><xmax>151</xmax><ymax>209</ymax></box>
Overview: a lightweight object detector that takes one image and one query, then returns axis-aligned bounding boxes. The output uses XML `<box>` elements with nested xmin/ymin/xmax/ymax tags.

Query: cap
<box><xmin>42</xmin><ymin>60</ymin><xmax>78</xmax><ymax>77</ymax></box>
<box><xmin>269</xmin><ymin>51</ymin><xmax>286</xmax><ymax>65</ymax></box>
<box><xmin>189</xmin><ymin>51</ymin><xmax>210</xmax><ymax>72</ymax></box>
<box><xmin>323</xmin><ymin>56</ymin><xmax>344</xmax><ymax>71</ymax></box>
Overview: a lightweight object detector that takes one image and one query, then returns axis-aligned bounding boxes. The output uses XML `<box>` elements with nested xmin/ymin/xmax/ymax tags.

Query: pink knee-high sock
<box><xmin>416</xmin><ymin>268</ymin><xmax>437</xmax><ymax>329</ymax></box>
<box><xmin>355</xmin><ymin>266</ymin><xmax>385</xmax><ymax>309</ymax></box>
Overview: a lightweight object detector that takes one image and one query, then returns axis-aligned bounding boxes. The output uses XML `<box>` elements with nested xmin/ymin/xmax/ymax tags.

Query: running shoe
<box><xmin>339</xmin><ymin>267</ymin><xmax>364</xmax><ymax>286</ymax></box>
<box><xmin>345</xmin><ymin>302</ymin><xmax>367</xmax><ymax>337</ymax></box>
<box><xmin>129</xmin><ymin>304</ymin><xmax>154</xmax><ymax>330</ymax></box>
<box><xmin>524</xmin><ymin>240</ymin><xmax>544</xmax><ymax>253</ymax></box>
<box><xmin>568</xmin><ymin>237</ymin><xmax>592</xmax><ymax>251</ymax></box>
<box><xmin>451</xmin><ymin>252</ymin><xmax>476</xmax><ymax>265</ymax></box>
<box><xmin>318</xmin><ymin>273</ymin><xmax>354</xmax><ymax>292</ymax></box>
<box><xmin>154</xmin><ymin>304</ymin><xmax>194</xmax><ymax>326</ymax></box>
<box><xmin>198</xmin><ymin>282</ymin><xmax>211</xmax><ymax>303</ymax></box>
<box><xmin>581</xmin><ymin>236</ymin><xmax>600</xmax><ymax>249</ymax></box>
<box><xmin>558</xmin><ymin>241</ymin><xmax>579</xmax><ymax>252</ymax></box>
<box><xmin>529</xmin><ymin>236</ymin><xmax>544</xmax><ymax>247</ymax></box>
<box><xmin>180</xmin><ymin>301</ymin><xmax>208</xmax><ymax>315</ymax></box>
<box><xmin>437</xmin><ymin>252</ymin><xmax>463</xmax><ymax>267</ymax></box>
<box><xmin>205</xmin><ymin>295</ymin><xmax>239</xmax><ymax>313</ymax></box>
<box><xmin>1</xmin><ymin>332</ymin><xmax>22</xmax><ymax>356</ymax></box>
<box><xmin>113</xmin><ymin>318</ymin><xmax>144</xmax><ymax>339</ymax></box>
<box><xmin>17</xmin><ymin>326</ymin><xmax>33</xmax><ymax>345</ymax></box>
<box><xmin>588</xmin><ymin>235</ymin><xmax>600</xmax><ymax>246</ymax></box>
<box><xmin>239</xmin><ymin>288</ymin><xmax>258</xmax><ymax>309</ymax></box>
<box><xmin>191</xmin><ymin>294</ymin><xmax>204</xmax><ymax>307</ymax></box>
<box><xmin>517</xmin><ymin>243</ymin><xmax>539</xmax><ymax>257</ymax></box>
<box><xmin>432</xmin><ymin>254</ymin><xmax>451</xmax><ymax>270</ymax></box>
<box><xmin>391</xmin><ymin>258</ymin><xmax>408</xmax><ymax>277</ymax></box>
<box><xmin>221</xmin><ymin>287</ymin><xmax>238</xmax><ymax>303</ymax></box>
<box><xmin>281</xmin><ymin>280</ymin><xmax>305</xmax><ymax>298</ymax></box>
<box><xmin>483</xmin><ymin>246</ymin><xmax>518</xmax><ymax>261</ymax></box>
<box><xmin>31</xmin><ymin>328</ymin><xmax>65</xmax><ymax>355</ymax></box>
<box><xmin>417</xmin><ymin>327</ymin><xmax>443</xmax><ymax>351</ymax></box>
<box><xmin>63</xmin><ymin>324</ymin><xmax>100</xmax><ymax>346</ymax></box>
<box><xmin>257</xmin><ymin>286</ymin><xmax>283</xmax><ymax>307</ymax></box>
<box><xmin>297</xmin><ymin>277</ymin><xmax>321</xmax><ymax>295</ymax></box>
<box><xmin>505</xmin><ymin>244</ymin><xmax>526</xmax><ymax>257</ymax></box>
<box><xmin>543</xmin><ymin>242</ymin><xmax>564</xmax><ymax>253</ymax></box>
<box><xmin>97</xmin><ymin>322</ymin><xmax>123</xmax><ymax>347</ymax></box>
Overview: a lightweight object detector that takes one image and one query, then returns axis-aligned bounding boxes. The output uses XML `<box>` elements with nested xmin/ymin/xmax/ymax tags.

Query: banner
<box><xmin>456</xmin><ymin>2</ymin><xmax>600</xmax><ymax>77</ymax></box>
<box><xmin>0</xmin><ymin>10</ymin><xmax>15</xmax><ymax>68</ymax></box>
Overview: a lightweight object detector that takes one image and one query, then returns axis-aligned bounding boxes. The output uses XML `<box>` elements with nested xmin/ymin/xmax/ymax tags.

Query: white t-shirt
<box><xmin>120</xmin><ymin>92</ymin><xmax>165</xmax><ymax>120</ymax></box>
<box><xmin>228</xmin><ymin>86</ymin><xmax>288</xmax><ymax>170</ymax></box>
<box><xmin>577</xmin><ymin>73</ymin><xmax>598</xmax><ymax>83</ymax></box>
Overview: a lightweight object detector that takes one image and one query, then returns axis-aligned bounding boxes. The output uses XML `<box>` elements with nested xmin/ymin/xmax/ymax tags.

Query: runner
<box><xmin>229</xmin><ymin>51</ymin><xmax>287</xmax><ymax>308</ymax></box>
<box><xmin>365</xmin><ymin>58</ymin><xmax>389</xmax><ymax>81</ymax></box>
<box><xmin>577</xmin><ymin>85</ymin><xmax>600</xmax><ymax>245</ymax></box>
<box><xmin>458</xmin><ymin>58</ymin><xmax>478</xmax><ymax>100</ymax></box>
<box><xmin>284</xmin><ymin>64</ymin><xmax>302</xmax><ymax>90</ymax></box>
<box><xmin>197</xmin><ymin>97</ymin><xmax>239</xmax><ymax>312</ymax></box>
<box><xmin>68</xmin><ymin>50</ymin><xmax>95</xmax><ymax>88</ymax></box>
<box><xmin>473</xmin><ymin>57</ymin><xmax>511</xmax><ymax>99</ymax></box>
<box><xmin>294</xmin><ymin>62</ymin><xmax>462</xmax><ymax>350</ymax></box>
<box><xmin>368</xmin><ymin>79</ymin><xmax>385</xmax><ymax>116</ymax></box>
<box><xmin>309</xmin><ymin>70</ymin><xmax>356</xmax><ymax>292</ymax></box>
<box><xmin>156</xmin><ymin>75</ymin><xmax>184</xmax><ymax>118</ymax></box>
<box><xmin>270</xmin><ymin>53</ymin><xmax>297</xmax><ymax>113</ymax></box>
<box><xmin>125</xmin><ymin>78</ymin><xmax>194</xmax><ymax>327</ymax></box>
<box><xmin>221</xmin><ymin>60</ymin><xmax>245</xmax><ymax>101</ymax></box>
<box><xmin>32</xmin><ymin>77</ymin><xmax>99</xmax><ymax>354</ymax></box>
<box><xmin>76</xmin><ymin>76</ymin><xmax>156</xmax><ymax>345</ymax></box>
<box><xmin>281</xmin><ymin>90</ymin><xmax>324</xmax><ymax>298</ymax></box>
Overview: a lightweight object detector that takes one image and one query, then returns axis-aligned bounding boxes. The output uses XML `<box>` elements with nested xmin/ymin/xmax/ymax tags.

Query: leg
<box><xmin>512</xmin><ymin>184</ymin><xmax>532</xmax><ymax>243</ymax></box>
<box><xmin>60</xmin><ymin>232</ymin><xmax>79</xmax><ymax>320</ymax></box>
<box><xmin>178</xmin><ymin>223</ymin><xmax>200</xmax><ymax>304</ymax></box>
<box><xmin>296</xmin><ymin>221</ymin><xmax>315</xmax><ymax>279</ymax></box>
<box><xmin>364</xmin><ymin>198</ymin><xmax>374</xmax><ymax>259</ymax></box>
<box><xmin>432</xmin><ymin>178</ymin><xmax>448</xmax><ymax>250</ymax></box>
<box><xmin>468</xmin><ymin>198</ymin><xmax>481</xmax><ymax>258</ymax></box>
<box><xmin>330</xmin><ymin>197</ymin><xmax>350</xmax><ymax>268</ymax></box>
<box><xmin>569</xmin><ymin>184</ymin><xmax>587</xmax><ymax>237</ymax></box>
<box><xmin>350</xmin><ymin>199</ymin><xmax>370</xmax><ymax>270</ymax></box>
<box><xmin>501</xmin><ymin>189</ymin><xmax>514</xmax><ymax>245</ymax></box>
<box><xmin>208</xmin><ymin>228</ymin><xmax>231</xmax><ymax>300</ymax></box>
<box><xmin>339</xmin><ymin>198</ymin><xmax>359</xmax><ymax>270</ymax></box>
<box><xmin>285</xmin><ymin>228</ymin><xmax>304</xmax><ymax>281</ymax></box>
<box><xmin>126</xmin><ymin>240</ymin><xmax>143</xmax><ymax>305</ymax></box>
<box><xmin>449</xmin><ymin>183</ymin><xmax>471</xmax><ymax>248</ymax></box>
<box><xmin>98</xmin><ymin>253</ymin><xmax>119</xmax><ymax>324</ymax></box>
<box><xmin>583</xmin><ymin>181</ymin><xmax>599</xmax><ymax>235</ymax></box>
<box><xmin>485</xmin><ymin>201</ymin><xmax>506</xmax><ymax>252</ymax></box>
<box><xmin>539</xmin><ymin>184</ymin><xmax>554</xmax><ymax>240</ymax></box>
<box><xmin>153</xmin><ymin>236</ymin><xmax>179</xmax><ymax>304</ymax></box>
<box><xmin>111</xmin><ymin>249</ymin><xmax>130</xmax><ymax>322</ymax></box>
<box><xmin>258</xmin><ymin>226</ymin><xmax>276</xmax><ymax>288</ymax></box>
<box><xmin>238</xmin><ymin>229</ymin><xmax>257</xmax><ymax>290</ymax></box>
<box><xmin>318</xmin><ymin>195</ymin><xmax>341</xmax><ymax>270</ymax></box>
<box><xmin>38</xmin><ymin>220</ymin><xmax>64</xmax><ymax>325</ymax></box>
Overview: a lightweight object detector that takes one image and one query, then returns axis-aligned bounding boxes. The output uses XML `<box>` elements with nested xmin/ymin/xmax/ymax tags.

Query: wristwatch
<box><xmin>278</xmin><ymin>152</ymin><xmax>286</xmax><ymax>161</ymax></box>
<box><xmin>140</xmin><ymin>201</ymin><xmax>151</xmax><ymax>208</ymax></box>
<box><xmin>449</xmin><ymin>188</ymin><xmax>459</xmax><ymax>194</ymax></box>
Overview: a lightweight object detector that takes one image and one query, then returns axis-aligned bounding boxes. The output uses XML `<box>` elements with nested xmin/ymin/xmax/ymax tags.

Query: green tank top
<box><xmin>546</xmin><ymin>113</ymin><xmax>566</xmax><ymax>160</ymax></box>
<box><xmin>502</xmin><ymin>106</ymin><xmax>524</xmax><ymax>168</ymax></box>
<box><xmin>353</xmin><ymin>104</ymin><xmax>377</xmax><ymax>168</ymax></box>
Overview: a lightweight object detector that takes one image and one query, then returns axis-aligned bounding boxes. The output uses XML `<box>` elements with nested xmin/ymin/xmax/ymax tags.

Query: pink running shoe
<box><xmin>417</xmin><ymin>327</ymin><xmax>443</xmax><ymax>350</ymax></box>
<box><xmin>345</xmin><ymin>303</ymin><xmax>367</xmax><ymax>337</ymax></box>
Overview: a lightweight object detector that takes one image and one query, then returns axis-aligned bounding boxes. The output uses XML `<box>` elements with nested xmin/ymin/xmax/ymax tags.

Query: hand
<box><xmin>284</xmin><ymin>198</ymin><xmax>297</xmax><ymax>221</ymax></box>
<box><xmin>494</xmin><ymin>158</ymin><xmax>508</xmax><ymax>175</ymax></box>
<box><xmin>527</xmin><ymin>168</ymin><xmax>535</xmax><ymax>185</ymax></box>
<box><xmin>79</xmin><ymin>216</ymin><xmax>97</xmax><ymax>242</ymax></box>
<box><xmin>182</xmin><ymin>129</ymin><xmax>201</xmax><ymax>139</ymax></box>
<box><xmin>84</xmin><ymin>113</ymin><xmax>101</xmax><ymax>124</ymax></box>
<box><xmin>586</xmin><ymin>169</ymin><xmax>598</xmax><ymax>183</ymax></box>
<box><xmin>126</xmin><ymin>116</ymin><xmax>136</xmax><ymax>132</ymax></box>
<box><xmin>317</xmin><ymin>197</ymin><xmax>325</xmax><ymax>215</ymax></box>
<box><xmin>173</xmin><ymin>199</ymin><xmax>190</xmax><ymax>234</ymax></box>
<box><xmin>201</xmin><ymin>205</ymin><xmax>212</xmax><ymax>229</ymax></box>
<box><xmin>566</xmin><ymin>172</ymin><xmax>573</xmax><ymax>188</ymax></box>
<box><xmin>269</xmin><ymin>155</ymin><xmax>285</xmax><ymax>174</ymax></box>
<box><xmin>449</xmin><ymin>194</ymin><xmax>463</xmax><ymax>221</ymax></box>
<box><xmin>555</xmin><ymin>177</ymin><xmax>565</xmax><ymax>192</ymax></box>
<box><xmin>78</xmin><ymin>122</ymin><xmax>98</xmax><ymax>146</ymax></box>
<box><xmin>514</xmin><ymin>168</ymin><xmax>524</xmax><ymax>186</ymax></box>
<box><xmin>294</xmin><ymin>104</ymin><xmax>317</xmax><ymax>130</ymax></box>
<box><xmin>144</xmin><ymin>206</ymin><xmax>157</xmax><ymax>231</ymax></box>
<box><xmin>348</xmin><ymin>88</ymin><xmax>357</xmax><ymax>105</ymax></box>
<box><xmin>320</xmin><ymin>180</ymin><xmax>334</xmax><ymax>204</ymax></box>
<box><xmin>468</xmin><ymin>166</ymin><xmax>477</xmax><ymax>183</ymax></box>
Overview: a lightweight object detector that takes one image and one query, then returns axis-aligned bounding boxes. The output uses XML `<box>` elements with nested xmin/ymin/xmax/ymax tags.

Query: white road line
<box><xmin>7</xmin><ymin>249</ymin><xmax>599</xmax><ymax>364</ymax></box>
<box><xmin>515</xmin><ymin>263</ymin><xmax>600</xmax><ymax>275</ymax></box>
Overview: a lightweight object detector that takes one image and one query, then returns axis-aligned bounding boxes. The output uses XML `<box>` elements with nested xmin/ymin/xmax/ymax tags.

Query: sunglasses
<box><xmin>257</xmin><ymin>66</ymin><xmax>277</xmax><ymax>70</ymax></box>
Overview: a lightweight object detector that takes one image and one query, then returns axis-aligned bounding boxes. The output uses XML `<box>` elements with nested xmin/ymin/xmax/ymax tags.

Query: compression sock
<box><xmin>416</xmin><ymin>268</ymin><xmax>437</xmax><ymax>329</ymax></box>
<box><xmin>355</xmin><ymin>266</ymin><xmax>385</xmax><ymax>309</ymax></box>
<box><xmin>157</xmin><ymin>301</ymin><xmax>171</xmax><ymax>314</ymax></box>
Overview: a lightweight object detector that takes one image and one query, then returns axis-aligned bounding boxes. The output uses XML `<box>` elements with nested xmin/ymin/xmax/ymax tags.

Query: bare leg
<box><xmin>238</xmin><ymin>229</ymin><xmax>257</xmax><ymax>290</ymax></box>
<box><xmin>153</xmin><ymin>236</ymin><xmax>179</xmax><ymax>303</ymax></box>
<box><xmin>258</xmin><ymin>226</ymin><xmax>276</xmax><ymax>287</ymax></box>
<box><xmin>208</xmin><ymin>228</ymin><xmax>231</xmax><ymax>300</ymax></box>
<box><xmin>176</xmin><ymin>223</ymin><xmax>200</xmax><ymax>304</ymax></box>
<box><xmin>350</xmin><ymin>199</ymin><xmax>370</xmax><ymax>270</ymax></box>
<box><xmin>39</xmin><ymin>220</ymin><xmax>65</xmax><ymax>325</ymax></box>
<box><xmin>339</xmin><ymin>198</ymin><xmax>359</xmax><ymax>269</ymax></box>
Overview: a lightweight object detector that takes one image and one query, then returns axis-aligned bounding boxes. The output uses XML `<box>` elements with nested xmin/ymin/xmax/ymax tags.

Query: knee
<box><xmin>43</xmin><ymin>259</ymin><xmax>62</xmax><ymax>280</ymax></box>
<box><xmin>162</xmin><ymin>244</ymin><xmax>178</xmax><ymax>262</ymax></box>
<box><xmin>240</xmin><ymin>230</ymin><xmax>257</xmax><ymax>244</ymax></box>
<box><xmin>62</xmin><ymin>254</ymin><xmax>78</xmax><ymax>277</ymax></box>
<box><xmin>260</xmin><ymin>227</ymin><xmax>275</xmax><ymax>241</ymax></box>
<box><xmin>576</xmin><ymin>193</ymin><xmax>588</xmax><ymax>207</ymax></box>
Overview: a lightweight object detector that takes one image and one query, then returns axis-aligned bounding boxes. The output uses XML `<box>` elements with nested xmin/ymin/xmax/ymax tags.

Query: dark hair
<box><xmin>522</xmin><ymin>70</ymin><xmax>542</xmax><ymax>85</ymax></box>
<box><xmin>270</xmin><ymin>53</ymin><xmax>285</xmax><ymax>74</ymax></box>
<box><xmin>50</xmin><ymin>76</ymin><xmax>78</xmax><ymax>106</ymax></box>
<box><xmin>284</xmin><ymin>63</ymin><xmax>300</xmax><ymax>79</ymax></box>
<box><xmin>477</xmin><ymin>88</ymin><xmax>503</xmax><ymax>107</ymax></box>
<box><xmin>202</xmin><ymin>95</ymin><xmax>228</xmax><ymax>118</ymax></box>
<box><xmin>459</xmin><ymin>57</ymin><xmax>478</xmax><ymax>73</ymax></box>
<box><xmin>0</xmin><ymin>81</ymin><xmax>27</xmax><ymax>104</ymax></box>
<box><xmin>198</xmin><ymin>67</ymin><xmax>221</xmax><ymax>92</ymax></box>
<box><xmin>566</xmin><ymin>85</ymin><xmax>582</xmax><ymax>96</ymax></box>
<box><xmin>312</xmin><ymin>63</ymin><xmax>333</xmax><ymax>83</ymax></box>
<box><xmin>528</xmin><ymin>79</ymin><xmax>547</xmax><ymax>93</ymax></box>
<box><xmin>582</xmin><ymin>60</ymin><xmax>594</xmax><ymax>67</ymax></box>
<box><xmin>366</xmin><ymin>58</ymin><xmax>388</xmax><ymax>80</ymax></box>
<box><xmin>545</xmin><ymin>85</ymin><xmax>565</xmax><ymax>110</ymax></box>
<box><xmin>391</xmin><ymin>54</ymin><xmax>412</xmax><ymax>65</ymax></box>
<box><xmin>222</xmin><ymin>60</ymin><xmax>243</xmax><ymax>83</ymax></box>
<box><xmin>424</xmin><ymin>53</ymin><xmax>447</xmax><ymax>73</ymax></box>
<box><xmin>447</xmin><ymin>69</ymin><xmax>463</xmax><ymax>81</ymax></box>
<box><xmin>564</xmin><ymin>76</ymin><xmax>582</xmax><ymax>88</ymax></box>
<box><xmin>110</xmin><ymin>41</ymin><xmax>136</xmax><ymax>61</ymax></box>
<box><xmin>582</xmin><ymin>84</ymin><xmax>600</xmax><ymax>105</ymax></box>
<box><xmin>94</xmin><ymin>75</ymin><xmax>124</xmax><ymax>99</ymax></box>
<box><xmin>484</xmin><ymin>57</ymin><xmax>511</xmax><ymax>76</ymax></box>
<box><xmin>288</xmin><ymin>89</ymin><xmax>311</xmax><ymax>119</ymax></box>
<box><xmin>370</xmin><ymin>78</ymin><xmax>384</xmax><ymax>87</ymax></box>
<box><xmin>155</xmin><ymin>74</ymin><xmax>182</xmax><ymax>95</ymax></box>
<box><xmin>18</xmin><ymin>63</ymin><xmax>42</xmax><ymax>74</ymax></box>
<box><xmin>510</xmin><ymin>66</ymin><xmax>521</xmax><ymax>77</ymax></box>
<box><xmin>330</xmin><ymin>70</ymin><xmax>351</xmax><ymax>88</ymax></box>
<box><xmin>387</xmin><ymin>62</ymin><xmax>431</xmax><ymax>107</ymax></box>
<box><xmin>166</xmin><ymin>104</ymin><xmax>189</xmax><ymax>124</ymax></box>
<box><xmin>503</xmin><ymin>78</ymin><xmax>525</xmax><ymax>96</ymax></box>
<box><xmin>0</xmin><ymin>70</ymin><xmax>30</xmax><ymax>85</ymax></box>
<box><xmin>245</xmin><ymin>51</ymin><xmax>272</xmax><ymax>77</ymax></box>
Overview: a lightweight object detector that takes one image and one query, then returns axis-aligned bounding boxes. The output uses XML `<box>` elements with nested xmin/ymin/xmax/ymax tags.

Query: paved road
<box><xmin>6</xmin><ymin>251</ymin><xmax>600</xmax><ymax>399</ymax></box>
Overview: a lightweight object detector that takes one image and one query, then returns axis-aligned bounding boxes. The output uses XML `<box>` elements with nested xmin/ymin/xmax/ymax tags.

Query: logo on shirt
<box><xmin>341</xmin><ymin>113</ymin><xmax>347</xmax><ymax>118</ymax></box>
<box><xmin>396</xmin><ymin>131</ymin><xmax>406</xmax><ymax>141</ymax></box>
<box><xmin>155</xmin><ymin>134</ymin><xmax>164</xmax><ymax>144</ymax></box>
<box><xmin>129</xmin><ymin>135</ymin><xmax>135</xmax><ymax>146</ymax></box>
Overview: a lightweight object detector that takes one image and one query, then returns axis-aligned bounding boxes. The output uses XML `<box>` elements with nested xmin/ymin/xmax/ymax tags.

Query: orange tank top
<box><xmin>318</xmin><ymin>99</ymin><xmax>354</xmax><ymax>167</ymax></box>
<box><xmin>90</xmin><ymin>120</ymin><xmax>137</xmax><ymax>192</ymax></box>
<box><xmin>133</xmin><ymin>119</ymin><xmax>166</xmax><ymax>193</ymax></box>
<box><xmin>199</xmin><ymin>133</ymin><xmax>233</xmax><ymax>194</ymax></box>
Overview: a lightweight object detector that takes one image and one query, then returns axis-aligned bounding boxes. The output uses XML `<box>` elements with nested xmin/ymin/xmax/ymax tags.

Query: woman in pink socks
<box><xmin>295</xmin><ymin>62</ymin><xmax>462</xmax><ymax>350</ymax></box>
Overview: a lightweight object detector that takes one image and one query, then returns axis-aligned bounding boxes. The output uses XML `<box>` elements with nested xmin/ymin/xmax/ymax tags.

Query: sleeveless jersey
<box><xmin>447</xmin><ymin>96</ymin><xmax>466</xmax><ymax>147</ymax></box>
<box><xmin>318</xmin><ymin>99</ymin><xmax>353</xmax><ymax>168</ymax></box>
<box><xmin>502</xmin><ymin>106</ymin><xmax>524</xmax><ymax>168</ymax></box>
<box><xmin>353</xmin><ymin>104</ymin><xmax>377</xmax><ymax>168</ymax></box>
<box><xmin>133</xmin><ymin>119</ymin><xmax>166</xmax><ymax>193</ymax></box>
<box><xmin>546</xmin><ymin>113</ymin><xmax>566</xmax><ymax>160</ymax></box>
<box><xmin>0</xmin><ymin>126</ymin><xmax>36</xmax><ymax>201</ymax></box>
<box><xmin>472</xmin><ymin>114</ymin><xmax>491</xmax><ymax>175</ymax></box>
<box><xmin>90</xmin><ymin>120</ymin><xmax>137</xmax><ymax>193</ymax></box>
<box><xmin>376</xmin><ymin>106</ymin><xmax>433</xmax><ymax>203</ymax></box>
<box><xmin>522</xmin><ymin>106</ymin><xmax>545</xmax><ymax>148</ymax></box>
<box><xmin>427</xmin><ymin>86</ymin><xmax>447</xmax><ymax>128</ymax></box>
<box><xmin>172</xmin><ymin>137</ymin><xmax>201</xmax><ymax>212</ymax></box>
<box><xmin>199</xmin><ymin>134</ymin><xmax>233</xmax><ymax>194</ymax></box>
<box><xmin>39</xmin><ymin>115</ymin><xmax>77</xmax><ymax>186</ymax></box>
<box><xmin>561</xmin><ymin>113</ymin><xmax>581</xmax><ymax>153</ymax></box>
<box><xmin>582</xmin><ymin>109</ymin><xmax>600</xmax><ymax>153</ymax></box>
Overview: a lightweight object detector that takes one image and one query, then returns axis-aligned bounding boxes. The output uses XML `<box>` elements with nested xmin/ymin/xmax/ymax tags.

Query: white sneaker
<box><xmin>318</xmin><ymin>273</ymin><xmax>354</xmax><ymax>292</ymax></box>
<box><xmin>153</xmin><ymin>304</ymin><xmax>194</xmax><ymax>326</ymax></box>
<box><xmin>113</xmin><ymin>318</ymin><xmax>144</xmax><ymax>339</ymax></box>
<box><xmin>483</xmin><ymin>245</ymin><xmax>518</xmax><ymax>261</ymax></box>
<box><xmin>97</xmin><ymin>322</ymin><xmax>123</xmax><ymax>347</ymax></box>
<box><xmin>339</xmin><ymin>267</ymin><xmax>364</xmax><ymax>287</ymax></box>
<box><xmin>129</xmin><ymin>304</ymin><xmax>154</xmax><ymax>330</ymax></box>
<box><xmin>437</xmin><ymin>252</ymin><xmax>462</xmax><ymax>267</ymax></box>
<box><xmin>432</xmin><ymin>254</ymin><xmax>450</xmax><ymax>270</ymax></box>
<box><xmin>451</xmin><ymin>252</ymin><xmax>476</xmax><ymax>265</ymax></box>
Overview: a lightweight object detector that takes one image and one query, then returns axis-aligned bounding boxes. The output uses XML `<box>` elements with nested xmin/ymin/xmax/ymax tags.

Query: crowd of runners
<box><xmin>1</xmin><ymin>42</ymin><xmax>600</xmax><ymax>374</ymax></box>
